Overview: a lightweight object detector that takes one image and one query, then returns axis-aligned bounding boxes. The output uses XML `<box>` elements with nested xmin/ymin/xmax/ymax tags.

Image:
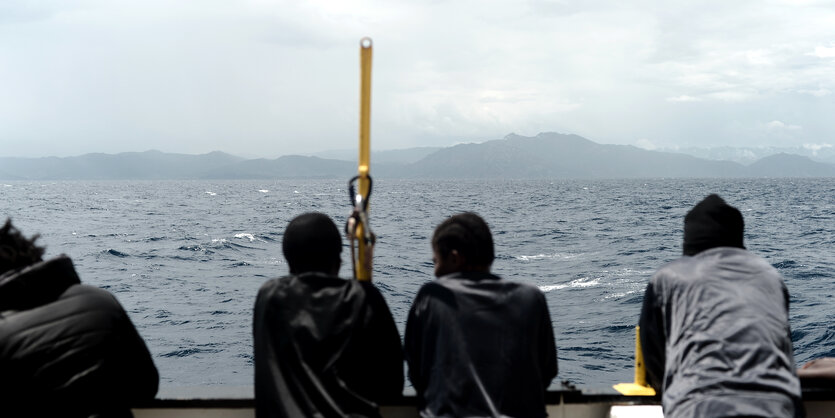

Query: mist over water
<box><xmin>2</xmin><ymin>178</ymin><xmax>833</xmax><ymax>388</ymax></box>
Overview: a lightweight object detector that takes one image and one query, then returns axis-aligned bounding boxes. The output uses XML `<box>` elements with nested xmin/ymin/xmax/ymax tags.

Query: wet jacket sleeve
<box><xmin>66</xmin><ymin>286</ymin><xmax>160</xmax><ymax>405</ymax></box>
<box><xmin>112</xmin><ymin>293</ymin><xmax>160</xmax><ymax>402</ymax></box>
<box><xmin>339</xmin><ymin>282</ymin><xmax>405</xmax><ymax>402</ymax></box>
<box><xmin>403</xmin><ymin>289</ymin><xmax>426</xmax><ymax>395</ymax></box>
<box><xmin>538</xmin><ymin>292</ymin><xmax>558</xmax><ymax>389</ymax></box>
<box><xmin>0</xmin><ymin>284</ymin><xmax>159</xmax><ymax>415</ymax></box>
<box><xmin>639</xmin><ymin>281</ymin><xmax>665</xmax><ymax>391</ymax></box>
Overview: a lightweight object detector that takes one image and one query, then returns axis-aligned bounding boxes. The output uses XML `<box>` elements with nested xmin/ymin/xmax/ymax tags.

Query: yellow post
<box><xmin>613</xmin><ymin>326</ymin><xmax>657</xmax><ymax>396</ymax></box>
<box><xmin>634</xmin><ymin>325</ymin><xmax>648</xmax><ymax>386</ymax></box>
<box><xmin>355</xmin><ymin>37</ymin><xmax>373</xmax><ymax>281</ymax></box>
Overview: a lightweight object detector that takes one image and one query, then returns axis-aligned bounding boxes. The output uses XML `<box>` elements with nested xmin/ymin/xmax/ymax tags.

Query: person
<box><xmin>0</xmin><ymin>219</ymin><xmax>159</xmax><ymax>417</ymax></box>
<box><xmin>404</xmin><ymin>212</ymin><xmax>558</xmax><ymax>418</ymax></box>
<box><xmin>639</xmin><ymin>194</ymin><xmax>802</xmax><ymax>417</ymax></box>
<box><xmin>252</xmin><ymin>212</ymin><xmax>404</xmax><ymax>418</ymax></box>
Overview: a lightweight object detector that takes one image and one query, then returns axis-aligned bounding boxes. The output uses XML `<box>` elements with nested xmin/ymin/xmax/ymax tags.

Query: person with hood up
<box><xmin>639</xmin><ymin>194</ymin><xmax>802</xmax><ymax>417</ymax></box>
<box><xmin>405</xmin><ymin>212</ymin><xmax>557</xmax><ymax>418</ymax></box>
<box><xmin>0</xmin><ymin>219</ymin><xmax>159</xmax><ymax>417</ymax></box>
<box><xmin>252</xmin><ymin>212</ymin><xmax>403</xmax><ymax>418</ymax></box>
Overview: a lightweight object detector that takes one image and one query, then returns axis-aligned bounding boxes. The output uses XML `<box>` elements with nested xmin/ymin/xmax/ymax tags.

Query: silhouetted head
<box><xmin>431</xmin><ymin>212</ymin><xmax>494</xmax><ymax>277</ymax></box>
<box><xmin>0</xmin><ymin>219</ymin><xmax>45</xmax><ymax>276</ymax></box>
<box><xmin>282</xmin><ymin>213</ymin><xmax>342</xmax><ymax>275</ymax></box>
<box><xmin>683</xmin><ymin>194</ymin><xmax>745</xmax><ymax>256</ymax></box>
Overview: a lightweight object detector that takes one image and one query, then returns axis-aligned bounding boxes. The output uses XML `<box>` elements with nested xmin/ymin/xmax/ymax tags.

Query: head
<box><xmin>282</xmin><ymin>212</ymin><xmax>342</xmax><ymax>275</ymax></box>
<box><xmin>0</xmin><ymin>219</ymin><xmax>45</xmax><ymax>276</ymax></box>
<box><xmin>431</xmin><ymin>212</ymin><xmax>494</xmax><ymax>277</ymax></box>
<box><xmin>683</xmin><ymin>194</ymin><xmax>745</xmax><ymax>256</ymax></box>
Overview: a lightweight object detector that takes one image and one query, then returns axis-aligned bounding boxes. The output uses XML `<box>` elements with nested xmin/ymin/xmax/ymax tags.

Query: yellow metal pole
<box><xmin>634</xmin><ymin>325</ymin><xmax>648</xmax><ymax>386</ymax></box>
<box><xmin>612</xmin><ymin>326</ymin><xmax>657</xmax><ymax>396</ymax></box>
<box><xmin>356</xmin><ymin>37</ymin><xmax>373</xmax><ymax>281</ymax></box>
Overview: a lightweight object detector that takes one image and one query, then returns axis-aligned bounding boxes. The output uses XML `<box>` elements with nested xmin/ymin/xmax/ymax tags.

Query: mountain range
<box><xmin>2</xmin><ymin>133</ymin><xmax>834</xmax><ymax>180</ymax></box>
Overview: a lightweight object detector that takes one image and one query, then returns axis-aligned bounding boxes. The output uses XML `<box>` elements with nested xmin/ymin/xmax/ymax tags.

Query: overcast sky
<box><xmin>1</xmin><ymin>0</ymin><xmax>834</xmax><ymax>158</ymax></box>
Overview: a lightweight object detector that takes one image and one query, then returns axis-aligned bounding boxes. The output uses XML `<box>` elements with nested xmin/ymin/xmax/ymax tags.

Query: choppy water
<box><xmin>1</xmin><ymin>178</ymin><xmax>834</xmax><ymax>388</ymax></box>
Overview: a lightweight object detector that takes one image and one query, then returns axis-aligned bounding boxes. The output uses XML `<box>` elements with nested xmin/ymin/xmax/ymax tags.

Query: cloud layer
<box><xmin>1</xmin><ymin>0</ymin><xmax>834</xmax><ymax>157</ymax></box>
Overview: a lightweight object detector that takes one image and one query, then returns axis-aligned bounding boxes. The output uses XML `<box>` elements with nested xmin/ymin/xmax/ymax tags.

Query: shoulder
<box><xmin>256</xmin><ymin>274</ymin><xmax>342</xmax><ymax>297</ymax></box>
<box><xmin>53</xmin><ymin>284</ymin><xmax>126</xmax><ymax>316</ymax></box>
<box><xmin>66</xmin><ymin>283</ymin><xmax>119</xmax><ymax>299</ymax></box>
<box><xmin>414</xmin><ymin>279</ymin><xmax>455</xmax><ymax>300</ymax></box>
<box><xmin>503</xmin><ymin>280</ymin><xmax>549</xmax><ymax>311</ymax></box>
<box><xmin>409</xmin><ymin>280</ymin><xmax>453</xmax><ymax>315</ymax></box>
<box><xmin>256</xmin><ymin>274</ymin><xmax>377</xmax><ymax>310</ymax></box>
<box><xmin>508</xmin><ymin>279</ymin><xmax>545</xmax><ymax>295</ymax></box>
<box><xmin>355</xmin><ymin>280</ymin><xmax>386</xmax><ymax>300</ymax></box>
<box><xmin>256</xmin><ymin>276</ymin><xmax>291</xmax><ymax>298</ymax></box>
<box><xmin>650</xmin><ymin>255</ymin><xmax>699</xmax><ymax>284</ymax></box>
<box><xmin>1</xmin><ymin>284</ymin><xmax>132</xmax><ymax>343</ymax></box>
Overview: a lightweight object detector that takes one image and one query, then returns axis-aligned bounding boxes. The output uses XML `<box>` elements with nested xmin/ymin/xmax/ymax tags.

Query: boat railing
<box><xmin>131</xmin><ymin>382</ymin><xmax>835</xmax><ymax>418</ymax></box>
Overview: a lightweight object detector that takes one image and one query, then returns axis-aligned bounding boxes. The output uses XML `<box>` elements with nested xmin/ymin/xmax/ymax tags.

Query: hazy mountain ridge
<box><xmin>311</xmin><ymin>147</ymin><xmax>443</xmax><ymax>165</ymax></box>
<box><xmin>661</xmin><ymin>145</ymin><xmax>835</xmax><ymax>165</ymax></box>
<box><xmin>2</xmin><ymin>134</ymin><xmax>834</xmax><ymax>180</ymax></box>
<box><xmin>405</xmin><ymin>133</ymin><xmax>747</xmax><ymax>178</ymax></box>
<box><xmin>0</xmin><ymin>150</ymin><xmax>245</xmax><ymax>180</ymax></box>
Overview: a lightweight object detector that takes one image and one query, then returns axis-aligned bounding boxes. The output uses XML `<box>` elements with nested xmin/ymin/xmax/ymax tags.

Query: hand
<box><xmin>797</xmin><ymin>357</ymin><xmax>835</xmax><ymax>379</ymax></box>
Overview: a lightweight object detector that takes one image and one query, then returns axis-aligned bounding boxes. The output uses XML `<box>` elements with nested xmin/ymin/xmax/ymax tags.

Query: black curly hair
<box><xmin>432</xmin><ymin>212</ymin><xmax>495</xmax><ymax>269</ymax></box>
<box><xmin>0</xmin><ymin>219</ymin><xmax>45</xmax><ymax>275</ymax></box>
<box><xmin>282</xmin><ymin>212</ymin><xmax>342</xmax><ymax>275</ymax></box>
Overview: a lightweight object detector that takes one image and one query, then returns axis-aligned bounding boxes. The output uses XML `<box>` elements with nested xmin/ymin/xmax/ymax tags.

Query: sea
<box><xmin>1</xmin><ymin>178</ymin><xmax>834</xmax><ymax>389</ymax></box>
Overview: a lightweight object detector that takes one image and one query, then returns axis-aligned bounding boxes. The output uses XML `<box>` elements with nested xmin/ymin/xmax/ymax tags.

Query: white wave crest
<box><xmin>539</xmin><ymin>284</ymin><xmax>567</xmax><ymax>292</ymax></box>
<box><xmin>538</xmin><ymin>277</ymin><xmax>601</xmax><ymax>293</ymax></box>
<box><xmin>516</xmin><ymin>253</ymin><xmax>580</xmax><ymax>261</ymax></box>
<box><xmin>602</xmin><ymin>289</ymin><xmax>641</xmax><ymax>300</ymax></box>
<box><xmin>205</xmin><ymin>191</ymin><xmax>217</xmax><ymax>196</ymax></box>
<box><xmin>235</xmin><ymin>233</ymin><xmax>256</xmax><ymax>242</ymax></box>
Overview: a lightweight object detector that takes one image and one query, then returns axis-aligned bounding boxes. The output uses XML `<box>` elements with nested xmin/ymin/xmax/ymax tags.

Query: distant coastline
<box><xmin>2</xmin><ymin>133</ymin><xmax>834</xmax><ymax>180</ymax></box>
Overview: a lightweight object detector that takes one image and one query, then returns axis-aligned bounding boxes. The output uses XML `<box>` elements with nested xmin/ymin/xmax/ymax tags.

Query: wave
<box><xmin>601</xmin><ymin>289</ymin><xmax>642</xmax><ymax>301</ymax></box>
<box><xmin>538</xmin><ymin>270</ymin><xmax>649</xmax><ymax>294</ymax></box>
<box><xmin>234</xmin><ymin>233</ymin><xmax>257</xmax><ymax>242</ymax></box>
<box><xmin>210</xmin><ymin>310</ymin><xmax>232</xmax><ymax>315</ymax></box>
<box><xmin>773</xmin><ymin>260</ymin><xmax>799</xmax><ymax>269</ymax></box>
<box><xmin>103</xmin><ymin>249</ymin><xmax>129</xmax><ymax>257</ymax></box>
<box><xmin>160</xmin><ymin>346</ymin><xmax>222</xmax><ymax>358</ymax></box>
<box><xmin>539</xmin><ymin>277</ymin><xmax>602</xmax><ymax>292</ymax></box>
<box><xmin>516</xmin><ymin>252</ymin><xmax>581</xmax><ymax>261</ymax></box>
<box><xmin>210</xmin><ymin>238</ymin><xmax>259</xmax><ymax>250</ymax></box>
<box><xmin>177</xmin><ymin>245</ymin><xmax>215</xmax><ymax>254</ymax></box>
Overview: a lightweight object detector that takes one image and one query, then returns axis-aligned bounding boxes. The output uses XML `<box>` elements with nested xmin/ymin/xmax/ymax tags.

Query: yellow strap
<box><xmin>355</xmin><ymin>37</ymin><xmax>373</xmax><ymax>281</ymax></box>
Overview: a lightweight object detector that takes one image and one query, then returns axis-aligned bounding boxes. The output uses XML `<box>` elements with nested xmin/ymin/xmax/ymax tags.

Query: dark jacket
<box><xmin>253</xmin><ymin>272</ymin><xmax>404</xmax><ymax>418</ymax></box>
<box><xmin>639</xmin><ymin>247</ymin><xmax>801</xmax><ymax>418</ymax></box>
<box><xmin>404</xmin><ymin>272</ymin><xmax>557</xmax><ymax>418</ymax></box>
<box><xmin>0</xmin><ymin>256</ymin><xmax>159</xmax><ymax>417</ymax></box>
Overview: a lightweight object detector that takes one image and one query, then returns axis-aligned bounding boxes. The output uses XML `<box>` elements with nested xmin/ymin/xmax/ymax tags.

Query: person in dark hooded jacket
<box><xmin>639</xmin><ymin>194</ymin><xmax>801</xmax><ymax>418</ymax></box>
<box><xmin>0</xmin><ymin>219</ymin><xmax>159</xmax><ymax>417</ymax></box>
<box><xmin>405</xmin><ymin>212</ymin><xmax>557</xmax><ymax>418</ymax></box>
<box><xmin>253</xmin><ymin>212</ymin><xmax>403</xmax><ymax>418</ymax></box>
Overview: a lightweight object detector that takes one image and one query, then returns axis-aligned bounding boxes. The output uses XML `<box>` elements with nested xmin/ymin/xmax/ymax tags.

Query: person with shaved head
<box><xmin>253</xmin><ymin>212</ymin><xmax>403</xmax><ymax>418</ymax></box>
